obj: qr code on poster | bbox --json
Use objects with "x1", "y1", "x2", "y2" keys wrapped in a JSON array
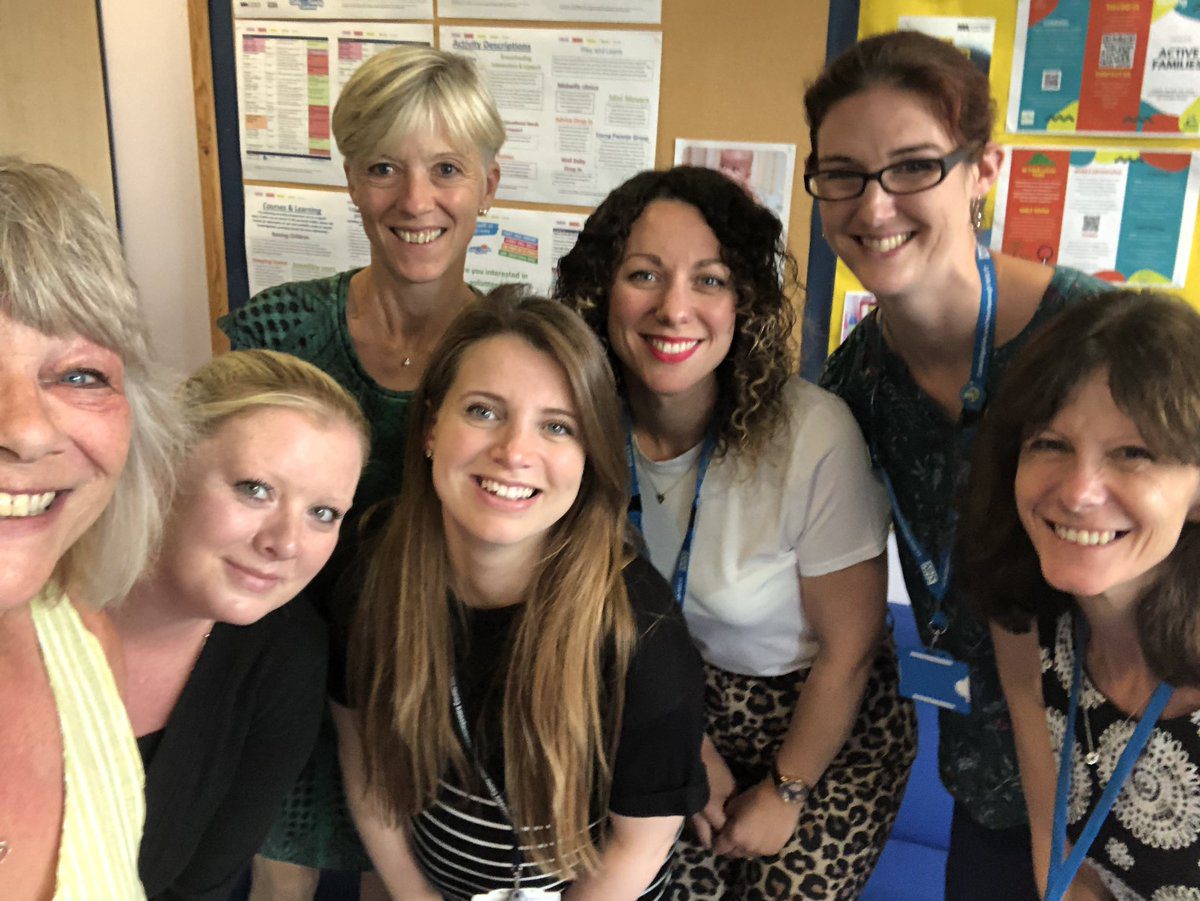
[
  {"x1": 1083, "y1": 215, "x2": 1100, "y2": 236},
  {"x1": 1100, "y1": 33, "x2": 1136, "y2": 69},
  {"x1": 1041, "y1": 69, "x2": 1062, "y2": 91}
]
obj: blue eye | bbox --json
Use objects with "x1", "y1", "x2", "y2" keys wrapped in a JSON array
[
  {"x1": 60, "y1": 368, "x2": 109, "y2": 388},
  {"x1": 544, "y1": 420, "x2": 576, "y2": 438},
  {"x1": 310, "y1": 505, "x2": 343, "y2": 525},
  {"x1": 435, "y1": 162, "x2": 462, "y2": 178},
  {"x1": 698, "y1": 274, "x2": 728, "y2": 290},
  {"x1": 235, "y1": 479, "x2": 272, "y2": 501},
  {"x1": 627, "y1": 270, "x2": 657, "y2": 284},
  {"x1": 465, "y1": 402, "x2": 498, "y2": 420}
]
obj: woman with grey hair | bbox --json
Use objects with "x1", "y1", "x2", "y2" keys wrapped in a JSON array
[
  {"x1": 0, "y1": 157, "x2": 181, "y2": 899},
  {"x1": 219, "y1": 44, "x2": 505, "y2": 893}
]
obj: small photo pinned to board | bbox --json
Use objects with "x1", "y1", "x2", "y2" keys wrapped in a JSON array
[{"x1": 674, "y1": 139, "x2": 797, "y2": 232}]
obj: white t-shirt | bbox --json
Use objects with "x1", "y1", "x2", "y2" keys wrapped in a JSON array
[{"x1": 633, "y1": 377, "x2": 890, "y2": 677}]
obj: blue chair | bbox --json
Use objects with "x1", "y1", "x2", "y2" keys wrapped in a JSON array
[{"x1": 861, "y1": 602, "x2": 953, "y2": 901}]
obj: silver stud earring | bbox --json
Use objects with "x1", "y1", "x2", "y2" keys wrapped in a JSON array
[
  {"x1": 478, "y1": 207, "x2": 490, "y2": 216},
  {"x1": 425, "y1": 447, "x2": 433, "y2": 460}
]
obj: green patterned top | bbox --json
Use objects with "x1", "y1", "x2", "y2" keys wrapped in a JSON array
[{"x1": 820, "y1": 266, "x2": 1111, "y2": 830}]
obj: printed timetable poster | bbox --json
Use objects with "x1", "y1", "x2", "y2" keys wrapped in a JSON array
[
  {"x1": 236, "y1": 21, "x2": 433, "y2": 185},
  {"x1": 991, "y1": 147, "x2": 1200, "y2": 287},
  {"x1": 1009, "y1": 0, "x2": 1200, "y2": 136}
]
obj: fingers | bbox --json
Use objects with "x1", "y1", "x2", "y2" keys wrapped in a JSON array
[
  {"x1": 690, "y1": 813, "x2": 713, "y2": 850},
  {"x1": 703, "y1": 800, "x2": 728, "y2": 833}
]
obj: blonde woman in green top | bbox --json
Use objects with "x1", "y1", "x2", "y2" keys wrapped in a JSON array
[{"x1": 220, "y1": 44, "x2": 504, "y2": 897}]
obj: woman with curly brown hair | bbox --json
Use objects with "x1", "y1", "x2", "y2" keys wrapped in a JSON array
[{"x1": 556, "y1": 165, "x2": 916, "y2": 900}]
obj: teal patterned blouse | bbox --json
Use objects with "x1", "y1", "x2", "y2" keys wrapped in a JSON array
[{"x1": 820, "y1": 266, "x2": 1110, "y2": 830}]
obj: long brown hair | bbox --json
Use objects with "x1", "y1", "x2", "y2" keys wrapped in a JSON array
[
  {"x1": 959, "y1": 290, "x2": 1200, "y2": 686},
  {"x1": 348, "y1": 287, "x2": 638, "y2": 876}
]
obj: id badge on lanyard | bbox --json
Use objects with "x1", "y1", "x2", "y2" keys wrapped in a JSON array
[
  {"x1": 472, "y1": 889, "x2": 561, "y2": 900},
  {"x1": 890, "y1": 245, "x2": 997, "y2": 716}
]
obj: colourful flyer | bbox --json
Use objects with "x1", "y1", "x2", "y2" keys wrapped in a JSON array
[
  {"x1": 1009, "y1": 0, "x2": 1200, "y2": 136},
  {"x1": 991, "y1": 146, "x2": 1200, "y2": 286}
]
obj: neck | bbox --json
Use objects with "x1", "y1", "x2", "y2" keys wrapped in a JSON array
[
  {"x1": 877, "y1": 251, "x2": 984, "y2": 370},
  {"x1": 355, "y1": 263, "x2": 474, "y2": 343},
  {"x1": 446, "y1": 535, "x2": 535, "y2": 610},
  {"x1": 625, "y1": 375, "x2": 716, "y2": 461},
  {"x1": 1076, "y1": 591, "x2": 1156, "y2": 705},
  {"x1": 109, "y1": 571, "x2": 215, "y2": 645}
]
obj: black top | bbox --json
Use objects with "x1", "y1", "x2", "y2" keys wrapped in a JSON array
[
  {"x1": 331, "y1": 554, "x2": 708, "y2": 899},
  {"x1": 137, "y1": 603, "x2": 328, "y2": 900}
]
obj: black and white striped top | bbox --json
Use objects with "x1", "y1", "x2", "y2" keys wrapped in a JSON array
[
  {"x1": 411, "y1": 778, "x2": 672, "y2": 900},
  {"x1": 402, "y1": 557, "x2": 708, "y2": 900}
]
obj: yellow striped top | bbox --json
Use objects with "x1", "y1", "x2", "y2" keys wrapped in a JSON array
[{"x1": 31, "y1": 587, "x2": 146, "y2": 900}]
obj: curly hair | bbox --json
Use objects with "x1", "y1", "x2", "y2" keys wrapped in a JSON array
[
  {"x1": 958, "y1": 291, "x2": 1200, "y2": 687},
  {"x1": 554, "y1": 166, "x2": 798, "y2": 460}
]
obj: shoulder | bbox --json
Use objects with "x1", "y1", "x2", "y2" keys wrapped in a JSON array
[
  {"x1": 762, "y1": 377, "x2": 871, "y2": 479},
  {"x1": 218, "y1": 270, "x2": 354, "y2": 351},
  {"x1": 818, "y1": 312, "x2": 878, "y2": 414},
  {"x1": 1044, "y1": 266, "x2": 1114, "y2": 310}
]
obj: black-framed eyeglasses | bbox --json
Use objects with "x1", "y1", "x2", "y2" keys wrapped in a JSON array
[{"x1": 803, "y1": 147, "x2": 976, "y2": 201}]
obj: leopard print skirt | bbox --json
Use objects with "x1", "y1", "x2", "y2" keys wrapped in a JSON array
[{"x1": 667, "y1": 641, "x2": 916, "y2": 900}]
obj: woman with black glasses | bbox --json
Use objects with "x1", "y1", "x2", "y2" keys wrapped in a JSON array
[{"x1": 810, "y1": 30, "x2": 1110, "y2": 901}]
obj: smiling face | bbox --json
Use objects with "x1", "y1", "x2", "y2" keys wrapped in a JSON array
[
  {"x1": 607, "y1": 199, "x2": 737, "y2": 407},
  {"x1": 154, "y1": 407, "x2": 363, "y2": 626},
  {"x1": 814, "y1": 85, "x2": 998, "y2": 301},
  {"x1": 346, "y1": 125, "x2": 500, "y2": 289},
  {"x1": 1015, "y1": 369, "x2": 1200, "y2": 608},
  {"x1": 428, "y1": 334, "x2": 586, "y2": 572},
  {"x1": 0, "y1": 313, "x2": 132, "y2": 609}
]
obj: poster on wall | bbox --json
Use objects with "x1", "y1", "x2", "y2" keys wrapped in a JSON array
[
  {"x1": 673, "y1": 139, "x2": 796, "y2": 228},
  {"x1": 236, "y1": 21, "x2": 433, "y2": 185},
  {"x1": 466, "y1": 208, "x2": 585, "y2": 294},
  {"x1": 897, "y1": 15, "x2": 995, "y2": 76},
  {"x1": 234, "y1": 0, "x2": 433, "y2": 19},
  {"x1": 1008, "y1": 0, "x2": 1200, "y2": 136},
  {"x1": 991, "y1": 146, "x2": 1200, "y2": 287},
  {"x1": 437, "y1": 0, "x2": 659, "y2": 24},
  {"x1": 441, "y1": 26, "x2": 662, "y2": 207},
  {"x1": 243, "y1": 186, "x2": 365, "y2": 296}
]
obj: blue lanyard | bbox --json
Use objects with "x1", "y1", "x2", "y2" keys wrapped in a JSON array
[
  {"x1": 1045, "y1": 620, "x2": 1174, "y2": 901},
  {"x1": 872, "y1": 245, "x2": 997, "y2": 637},
  {"x1": 625, "y1": 428, "x2": 715, "y2": 607}
]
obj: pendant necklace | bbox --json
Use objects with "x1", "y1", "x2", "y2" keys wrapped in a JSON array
[
  {"x1": 636, "y1": 450, "x2": 699, "y2": 504},
  {"x1": 1081, "y1": 686, "x2": 1155, "y2": 768},
  {"x1": 0, "y1": 839, "x2": 9, "y2": 862}
]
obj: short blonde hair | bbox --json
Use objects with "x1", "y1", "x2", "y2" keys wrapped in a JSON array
[
  {"x1": 0, "y1": 157, "x2": 184, "y2": 606},
  {"x1": 181, "y1": 349, "x2": 369, "y2": 460},
  {"x1": 333, "y1": 45, "x2": 505, "y2": 167}
]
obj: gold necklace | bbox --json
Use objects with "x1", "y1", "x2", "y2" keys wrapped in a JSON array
[{"x1": 0, "y1": 838, "x2": 9, "y2": 861}]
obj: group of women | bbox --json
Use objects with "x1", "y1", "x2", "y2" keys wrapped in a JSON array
[{"x1": 2, "y1": 26, "x2": 1198, "y2": 901}]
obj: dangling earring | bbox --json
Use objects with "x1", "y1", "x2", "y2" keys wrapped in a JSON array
[
  {"x1": 478, "y1": 207, "x2": 490, "y2": 216},
  {"x1": 425, "y1": 446, "x2": 433, "y2": 460},
  {"x1": 970, "y1": 196, "x2": 985, "y2": 232}
]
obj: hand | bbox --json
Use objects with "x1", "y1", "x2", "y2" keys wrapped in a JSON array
[
  {"x1": 712, "y1": 779, "x2": 803, "y2": 859},
  {"x1": 691, "y1": 735, "x2": 736, "y2": 850}
]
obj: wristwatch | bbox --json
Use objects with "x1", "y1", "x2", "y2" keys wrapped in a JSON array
[{"x1": 770, "y1": 759, "x2": 811, "y2": 805}]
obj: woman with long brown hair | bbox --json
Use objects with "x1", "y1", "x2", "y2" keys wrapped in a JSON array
[{"x1": 332, "y1": 289, "x2": 707, "y2": 899}]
